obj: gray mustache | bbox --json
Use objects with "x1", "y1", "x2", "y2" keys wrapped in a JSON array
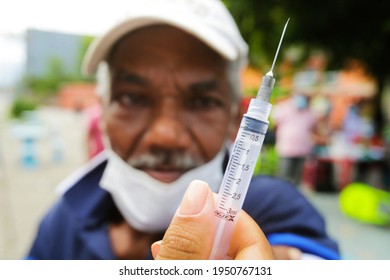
[{"x1": 127, "y1": 151, "x2": 204, "y2": 170}]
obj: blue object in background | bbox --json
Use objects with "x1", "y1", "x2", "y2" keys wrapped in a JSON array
[{"x1": 22, "y1": 137, "x2": 38, "y2": 169}]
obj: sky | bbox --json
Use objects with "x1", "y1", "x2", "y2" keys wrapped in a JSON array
[
  {"x1": 0, "y1": 0, "x2": 132, "y2": 36},
  {"x1": 0, "y1": 0, "x2": 132, "y2": 87}
]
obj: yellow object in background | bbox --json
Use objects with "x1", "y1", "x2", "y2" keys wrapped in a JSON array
[{"x1": 339, "y1": 183, "x2": 390, "y2": 226}]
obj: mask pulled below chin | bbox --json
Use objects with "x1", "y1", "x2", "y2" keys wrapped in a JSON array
[{"x1": 100, "y1": 149, "x2": 225, "y2": 233}]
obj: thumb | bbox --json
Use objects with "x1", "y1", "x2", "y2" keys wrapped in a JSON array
[{"x1": 152, "y1": 180, "x2": 215, "y2": 260}]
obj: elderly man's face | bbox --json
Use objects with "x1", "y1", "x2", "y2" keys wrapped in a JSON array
[{"x1": 105, "y1": 25, "x2": 239, "y2": 183}]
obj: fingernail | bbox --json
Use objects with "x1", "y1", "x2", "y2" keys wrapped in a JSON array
[{"x1": 179, "y1": 180, "x2": 209, "y2": 216}]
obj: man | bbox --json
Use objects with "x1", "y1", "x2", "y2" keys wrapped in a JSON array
[{"x1": 27, "y1": 0, "x2": 340, "y2": 260}]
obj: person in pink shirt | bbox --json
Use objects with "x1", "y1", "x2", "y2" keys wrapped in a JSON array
[{"x1": 272, "y1": 94, "x2": 316, "y2": 186}]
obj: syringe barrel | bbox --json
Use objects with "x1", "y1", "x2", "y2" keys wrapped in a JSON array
[
  {"x1": 256, "y1": 74, "x2": 275, "y2": 102},
  {"x1": 210, "y1": 100, "x2": 270, "y2": 259}
]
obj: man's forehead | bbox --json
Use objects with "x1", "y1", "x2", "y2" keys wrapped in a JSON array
[{"x1": 107, "y1": 24, "x2": 226, "y2": 63}]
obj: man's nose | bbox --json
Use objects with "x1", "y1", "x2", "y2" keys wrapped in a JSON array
[{"x1": 142, "y1": 101, "x2": 191, "y2": 150}]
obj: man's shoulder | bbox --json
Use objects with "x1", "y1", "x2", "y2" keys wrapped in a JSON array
[
  {"x1": 247, "y1": 175, "x2": 299, "y2": 197},
  {"x1": 243, "y1": 175, "x2": 319, "y2": 222},
  {"x1": 56, "y1": 151, "x2": 108, "y2": 194},
  {"x1": 46, "y1": 151, "x2": 112, "y2": 222}
]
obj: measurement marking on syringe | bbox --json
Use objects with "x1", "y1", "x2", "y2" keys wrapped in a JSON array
[{"x1": 230, "y1": 162, "x2": 239, "y2": 168}]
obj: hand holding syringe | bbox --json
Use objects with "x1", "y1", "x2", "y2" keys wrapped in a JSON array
[{"x1": 209, "y1": 19, "x2": 290, "y2": 260}]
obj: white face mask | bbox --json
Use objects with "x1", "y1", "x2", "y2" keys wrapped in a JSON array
[{"x1": 100, "y1": 149, "x2": 225, "y2": 233}]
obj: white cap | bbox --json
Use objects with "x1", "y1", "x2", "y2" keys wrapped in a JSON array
[{"x1": 82, "y1": 0, "x2": 248, "y2": 75}]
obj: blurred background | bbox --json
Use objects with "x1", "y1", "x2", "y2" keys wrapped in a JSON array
[{"x1": 1, "y1": 0, "x2": 389, "y2": 259}]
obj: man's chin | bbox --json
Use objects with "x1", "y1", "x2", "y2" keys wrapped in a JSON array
[{"x1": 144, "y1": 169, "x2": 184, "y2": 184}]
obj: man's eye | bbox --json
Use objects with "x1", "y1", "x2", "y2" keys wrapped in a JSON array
[{"x1": 112, "y1": 93, "x2": 150, "y2": 107}]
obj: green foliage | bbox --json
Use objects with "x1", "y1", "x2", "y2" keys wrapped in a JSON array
[
  {"x1": 269, "y1": 85, "x2": 289, "y2": 103},
  {"x1": 9, "y1": 98, "x2": 38, "y2": 119},
  {"x1": 23, "y1": 56, "x2": 66, "y2": 97},
  {"x1": 243, "y1": 85, "x2": 288, "y2": 103},
  {"x1": 76, "y1": 35, "x2": 95, "y2": 77},
  {"x1": 224, "y1": 0, "x2": 390, "y2": 78},
  {"x1": 22, "y1": 35, "x2": 95, "y2": 100},
  {"x1": 223, "y1": 0, "x2": 291, "y2": 71},
  {"x1": 254, "y1": 145, "x2": 279, "y2": 176}
]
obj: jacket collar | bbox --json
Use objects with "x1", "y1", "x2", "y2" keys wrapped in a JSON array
[{"x1": 62, "y1": 153, "x2": 117, "y2": 259}]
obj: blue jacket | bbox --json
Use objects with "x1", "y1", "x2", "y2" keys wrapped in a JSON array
[{"x1": 27, "y1": 154, "x2": 340, "y2": 260}]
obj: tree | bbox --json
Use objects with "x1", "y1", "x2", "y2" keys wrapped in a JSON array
[{"x1": 224, "y1": 0, "x2": 390, "y2": 133}]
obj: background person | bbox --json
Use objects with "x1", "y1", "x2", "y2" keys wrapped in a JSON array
[{"x1": 272, "y1": 94, "x2": 316, "y2": 186}]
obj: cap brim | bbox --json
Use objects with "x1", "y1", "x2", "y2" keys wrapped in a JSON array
[{"x1": 83, "y1": 14, "x2": 245, "y2": 75}]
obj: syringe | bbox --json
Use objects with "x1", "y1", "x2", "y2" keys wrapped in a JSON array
[{"x1": 209, "y1": 19, "x2": 289, "y2": 260}]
